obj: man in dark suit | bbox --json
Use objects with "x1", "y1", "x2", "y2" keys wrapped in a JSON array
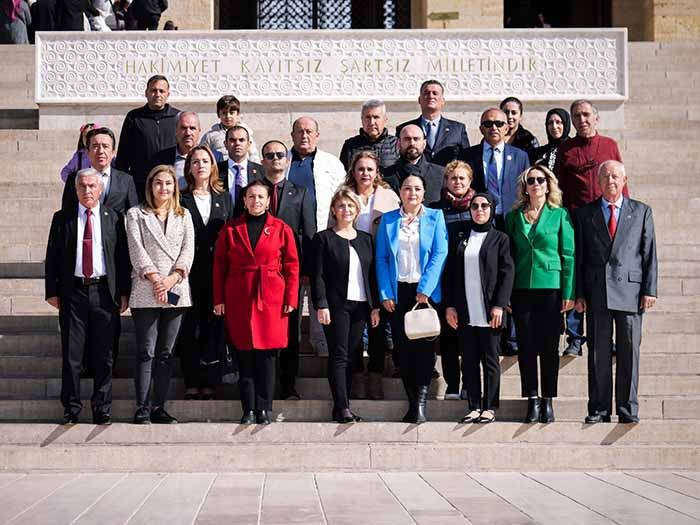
[
  {"x1": 383, "y1": 124, "x2": 444, "y2": 204},
  {"x1": 148, "y1": 111, "x2": 201, "y2": 191},
  {"x1": 395, "y1": 79, "x2": 470, "y2": 166},
  {"x1": 62, "y1": 127, "x2": 138, "y2": 215},
  {"x1": 460, "y1": 108, "x2": 530, "y2": 230},
  {"x1": 217, "y1": 125, "x2": 264, "y2": 217},
  {"x1": 574, "y1": 160, "x2": 657, "y2": 424},
  {"x1": 261, "y1": 140, "x2": 316, "y2": 400},
  {"x1": 45, "y1": 169, "x2": 131, "y2": 425}
]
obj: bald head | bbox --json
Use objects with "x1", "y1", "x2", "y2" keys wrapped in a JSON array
[
  {"x1": 399, "y1": 124, "x2": 426, "y2": 163},
  {"x1": 291, "y1": 116, "x2": 320, "y2": 157}
]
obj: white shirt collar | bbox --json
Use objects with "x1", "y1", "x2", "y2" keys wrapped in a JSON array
[
  {"x1": 78, "y1": 201, "x2": 100, "y2": 217},
  {"x1": 228, "y1": 158, "x2": 248, "y2": 170}
]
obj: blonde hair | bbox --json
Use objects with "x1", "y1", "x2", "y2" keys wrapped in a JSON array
[
  {"x1": 443, "y1": 160, "x2": 473, "y2": 181},
  {"x1": 343, "y1": 150, "x2": 390, "y2": 191},
  {"x1": 143, "y1": 164, "x2": 185, "y2": 217},
  {"x1": 183, "y1": 145, "x2": 223, "y2": 194},
  {"x1": 330, "y1": 186, "x2": 363, "y2": 223},
  {"x1": 513, "y1": 165, "x2": 563, "y2": 210}
]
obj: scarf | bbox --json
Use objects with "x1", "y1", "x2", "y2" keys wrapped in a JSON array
[{"x1": 443, "y1": 187, "x2": 476, "y2": 212}]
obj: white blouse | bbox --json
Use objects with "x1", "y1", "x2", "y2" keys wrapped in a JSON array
[
  {"x1": 397, "y1": 207, "x2": 422, "y2": 283},
  {"x1": 346, "y1": 245, "x2": 367, "y2": 302},
  {"x1": 355, "y1": 193, "x2": 375, "y2": 234},
  {"x1": 194, "y1": 193, "x2": 211, "y2": 225},
  {"x1": 463, "y1": 230, "x2": 489, "y2": 327}
]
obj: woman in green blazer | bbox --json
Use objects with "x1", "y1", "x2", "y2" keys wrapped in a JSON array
[{"x1": 505, "y1": 165, "x2": 575, "y2": 424}]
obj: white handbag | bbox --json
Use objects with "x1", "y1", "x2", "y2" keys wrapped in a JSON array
[{"x1": 403, "y1": 302, "x2": 441, "y2": 340}]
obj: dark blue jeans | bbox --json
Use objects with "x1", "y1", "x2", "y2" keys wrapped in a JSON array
[{"x1": 566, "y1": 309, "x2": 586, "y2": 346}]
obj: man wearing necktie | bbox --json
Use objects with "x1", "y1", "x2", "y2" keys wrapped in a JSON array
[
  {"x1": 46, "y1": 169, "x2": 131, "y2": 425},
  {"x1": 217, "y1": 125, "x2": 264, "y2": 217},
  {"x1": 573, "y1": 160, "x2": 657, "y2": 424}
]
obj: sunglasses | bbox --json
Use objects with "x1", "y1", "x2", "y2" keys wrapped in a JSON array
[
  {"x1": 263, "y1": 152, "x2": 286, "y2": 160},
  {"x1": 526, "y1": 176, "x2": 547, "y2": 186},
  {"x1": 470, "y1": 202, "x2": 491, "y2": 210},
  {"x1": 481, "y1": 120, "x2": 506, "y2": 128}
]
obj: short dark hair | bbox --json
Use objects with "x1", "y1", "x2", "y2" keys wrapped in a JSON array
[
  {"x1": 86, "y1": 127, "x2": 116, "y2": 149},
  {"x1": 243, "y1": 179, "x2": 271, "y2": 198},
  {"x1": 401, "y1": 172, "x2": 426, "y2": 189},
  {"x1": 261, "y1": 140, "x2": 288, "y2": 155},
  {"x1": 146, "y1": 75, "x2": 169, "y2": 89},
  {"x1": 225, "y1": 125, "x2": 249, "y2": 142},
  {"x1": 420, "y1": 79, "x2": 444, "y2": 94},
  {"x1": 500, "y1": 96, "x2": 523, "y2": 113},
  {"x1": 216, "y1": 95, "x2": 241, "y2": 115}
]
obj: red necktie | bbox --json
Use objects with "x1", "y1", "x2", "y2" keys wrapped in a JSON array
[
  {"x1": 608, "y1": 204, "x2": 617, "y2": 238},
  {"x1": 83, "y1": 208, "x2": 93, "y2": 278},
  {"x1": 270, "y1": 183, "x2": 279, "y2": 216}
]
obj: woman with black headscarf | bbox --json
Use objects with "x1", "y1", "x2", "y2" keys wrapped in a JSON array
[
  {"x1": 444, "y1": 193, "x2": 514, "y2": 424},
  {"x1": 533, "y1": 108, "x2": 571, "y2": 170}
]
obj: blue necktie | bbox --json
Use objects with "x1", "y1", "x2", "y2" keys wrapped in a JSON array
[
  {"x1": 231, "y1": 165, "x2": 241, "y2": 206},
  {"x1": 426, "y1": 121, "x2": 436, "y2": 150},
  {"x1": 487, "y1": 147, "x2": 500, "y2": 206}
]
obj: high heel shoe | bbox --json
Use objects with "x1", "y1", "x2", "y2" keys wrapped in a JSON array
[
  {"x1": 525, "y1": 397, "x2": 541, "y2": 423},
  {"x1": 540, "y1": 397, "x2": 554, "y2": 423},
  {"x1": 334, "y1": 408, "x2": 354, "y2": 424}
]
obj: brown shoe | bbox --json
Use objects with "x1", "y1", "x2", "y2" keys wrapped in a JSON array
[
  {"x1": 367, "y1": 372, "x2": 384, "y2": 400},
  {"x1": 350, "y1": 372, "x2": 367, "y2": 399}
]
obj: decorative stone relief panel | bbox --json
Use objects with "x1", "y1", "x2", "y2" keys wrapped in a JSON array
[{"x1": 36, "y1": 29, "x2": 627, "y2": 104}]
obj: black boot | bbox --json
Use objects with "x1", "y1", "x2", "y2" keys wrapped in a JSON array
[
  {"x1": 415, "y1": 386, "x2": 429, "y2": 424},
  {"x1": 525, "y1": 397, "x2": 541, "y2": 423},
  {"x1": 540, "y1": 397, "x2": 554, "y2": 423},
  {"x1": 240, "y1": 410, "x2": 255, "y2": 425},
  {"x1": 402, "y1": 378, "x2": 417, "y2": 423}
]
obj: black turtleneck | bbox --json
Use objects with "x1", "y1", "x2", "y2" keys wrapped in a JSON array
[{"x1": 246, "y1": 212, "x2": 267, "y2": 249}]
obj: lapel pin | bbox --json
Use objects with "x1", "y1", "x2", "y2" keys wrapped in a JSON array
[
  {"x1": 288, "y1": 191, "x2": 293, "y2": 195},
  {"x1": 506, "y1": 155, "x2": 512, "y2": 161},
  {"x1": 264, "y1": 226, "x2": 271, "y2": 235},
  {"x1": 104, "y1": 212, "x2": 108, "y2": 216},
  {"x1": 215, "y1": 203, "x2": 220, "y2": 207}
]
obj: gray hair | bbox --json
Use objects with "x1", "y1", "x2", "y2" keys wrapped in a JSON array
[
  {"x1": 361, "y1": 99, "x2": 386, "y2": 115},
  {"x1": 570, "y1": 99, "x2": 598, "y2": 116},
  {"x1": 176, "y1": 111, "x2": 201, "y2": 129},
  {"x1": 598, "y1": 159, "x2": 626, "y2": 178},
  {"x1": 76, "y1": 168, "x2": 103, "y2": 188}
]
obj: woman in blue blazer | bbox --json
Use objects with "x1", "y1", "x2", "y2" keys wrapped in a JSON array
[{"x1": 376, "y1": 174, "x2": 448, "y2": 423}]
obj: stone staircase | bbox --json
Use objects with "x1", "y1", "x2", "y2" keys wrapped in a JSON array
[{"x1": 0, "y1": 41, "x2": 698, "y2": 471}]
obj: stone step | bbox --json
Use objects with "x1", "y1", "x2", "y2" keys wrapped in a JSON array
[{"x1": 0, "y1": 396, "x2": 694, "y2": 423}]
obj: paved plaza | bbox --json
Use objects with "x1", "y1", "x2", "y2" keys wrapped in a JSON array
[{"x1": 0, "y1": 470, "x2": 699, "y2": 524}]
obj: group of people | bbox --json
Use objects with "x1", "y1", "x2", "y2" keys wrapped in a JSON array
[
  {"x1": 1, "y1": 0, "x2": 171, "y2": 44},
  {"x1": 45, "y1": 75, "x2": 657, "y2": 428}
]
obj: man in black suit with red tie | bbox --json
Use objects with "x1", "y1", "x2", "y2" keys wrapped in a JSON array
[
  {"x1": 45, "y1": 169, "x2": 131, "y2": 425},
  {"x1": 217, "y1": 125, "x2": 265, "y2": 217},
  {"x1": 260, "y1": 140, "x2": 316, "y2": 400},
  {"x1": 395, "y1": 79, "x2": 470, "y2": 166}
]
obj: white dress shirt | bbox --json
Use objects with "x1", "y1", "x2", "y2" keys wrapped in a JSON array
[
  {"x1": 463, "y1": 230, "x2": 489, "y2": 327},
  {"x1": 397, "y1": 206, "x2": 423, "y2": 283},
  {"x1": 74, "y1": 202, "x2": 106, "y2": 278},
  {"x1": 346, "y1": 245, "x2": 367, "y2": 301},
  {"x1": 194, "y1": 193, "x2": 211, "y2": 225}
]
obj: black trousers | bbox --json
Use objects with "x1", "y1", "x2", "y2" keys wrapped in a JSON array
[
  {"x1": 512, "y1": 289, "x2": 562, "y2": 398},
  {"x1": 460, "y1": 324, "x2": 501, "y2": 410},
  {"x1": 389, "y1": 282, "x2": 437, "y2": 388},
  {"x1": 323, "y1": 301, "x2": 369, "y2": 410},
  {"x1": 279, "y1": 288, "x2": 302, "y2": 392},
  {"x1": 238, "y1": 350, "x2": 277, "y2": 411},
  {"x1": 136, "y1": 14, "x2": 161, "y2": 30},
  {"x1": 178, "y1": 304, "x2": 215, "y2": 390},
  {"x1": 587, "y1": 309, "x2": 642, "y2": 418},
  {"x1": 59, "y1": 280, "x2": 117, "y2": 416},
  {"x1": 355, "y1": 309, "x2": 390, "y2": 375},
  {"x1": 440, "y1": 320, "x2": 461, "y2": 393}
]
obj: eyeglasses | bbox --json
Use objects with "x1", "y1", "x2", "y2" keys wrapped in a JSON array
[
  {"x1": 470, "y1": 202, "x2": 491, "y2": 210},
  {"x1": 526, "y1": 176, "x2": 547, "y2": 186},
  {"x1": 263, "y1": 152, "x2": 286, "y2": 160},
  {"x1": 481, "y1": 120, "x2": 506, "y2": 128}
]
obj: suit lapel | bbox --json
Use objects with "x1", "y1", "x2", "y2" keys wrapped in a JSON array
[
  {"x1": 433, "y1": 119, "x2": 449, "y2": 151},
  {"x1": 276, "y1": 180, "x2": 291, "y2": 214},
  {"x1": 253, "y1": 213, "x2": 276, "y2": 255},
  {"x1": 234, "y1": 218, "x2": 255, "y2": 258},
  {"x1": 610, "y1": 198, "x2": 633, "y2": 255},
  {"x1": 501, "y1": 145, "x2": 514, "y2": 198},
  {"x1": 100, "y1": 209, "x2": 114, "y2": 269},
  {"x1": 67, "y1": 214, "x2": 78, "y2": 265},
  {"x1": 143, "y1": 211, "x2": 177, "y2": 261},
  {"x1": 592, "y1": 202, "x2": 612, "y2": 249},
  {"x1": 387, "y1": 211, "x2": 401, "y2": 256},
  {"x1": 418, "y1": 209, "x2": 434, "y2": 267},
  {"x1": 182, "y1": 193, "x2": 205, "y2": 231}
]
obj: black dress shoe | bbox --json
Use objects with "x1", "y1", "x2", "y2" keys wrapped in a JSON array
[
  {"x1": 150, "y1": 407, "x2": 178, "y2": 424},
  {"x1": 93, "y1": 413, "x2": 112, "y2": 425},
  {"x1": 525, "y1": 398, "x2": 540, "y2": 423},
  {"x1": 585, "y1": 414, "x2": 611, "y2": 424},
  {"x1": 256, "y1": 410, "x2": 271, "y2": 425},
  {"x1": 334, "y1": 408, "x2": 354, "y2": 424},
  {"x1": 240, "y1": 411, "x2": 256, "y2": 425},
  {"x1": 618, "y1": 414, "x2": 640, "y2": 424},
  {"x1": 62, "y1": 412, "x2": 79, "y2": 425},
  {"x1": 350, "y1": 411, "x2": 363, "y2": 422},
  {"x1": 133, "y1": 406, "x2": 151, "y2": 425},
  {"x1": 540, "y1": 397, "x2": 555, "y2": 423}
]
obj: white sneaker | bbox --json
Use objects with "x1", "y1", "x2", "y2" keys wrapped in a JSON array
[{"x1": 444, "y1": 393, "x2": 461, "y2": 400}]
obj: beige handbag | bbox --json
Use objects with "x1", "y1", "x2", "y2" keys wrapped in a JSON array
[{"x1": 404, "y1": 302, "x2": 441, "y2": 340}]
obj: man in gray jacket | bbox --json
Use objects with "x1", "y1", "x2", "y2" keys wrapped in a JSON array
[{"x1": 573, "y1": 160, "x2": 657, "y2": 424}]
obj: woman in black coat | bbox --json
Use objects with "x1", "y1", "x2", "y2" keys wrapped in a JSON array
[
  {"x1": 532, "y1": 108, "x2": 572, "y2": 170},
  {"x1": 312, "y1": 187, "x2": 380, "y2": 423},
  {"x1": 445, "y1": 193, "x2": 514, "y2": 424},
  {"x1": 178, "y1": 145, "x2": 233, "y2": 400}
]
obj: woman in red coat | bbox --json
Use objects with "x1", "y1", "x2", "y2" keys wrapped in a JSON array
[{"x1": 213, "y1": 180, "x2": 300, "y2": 425}]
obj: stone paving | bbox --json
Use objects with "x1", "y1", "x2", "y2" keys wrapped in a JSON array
[{"x1": 0, "y1": 471, "x2": 699, "y2": 524}]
